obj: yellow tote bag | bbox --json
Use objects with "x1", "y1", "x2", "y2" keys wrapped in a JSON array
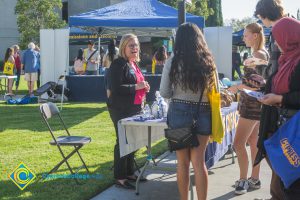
[
  {"x1": 82, "y1": 62, "x2": 87, "y2": 71},
  {"x1": 151, "y1": 58, "x2": 156, "y2": 74},
  {"x1": 3, "y1": 61, "x2": 14, "y2": 75},
  {"x1": 82, "y1": 49, "x2": 88, "y2": 71},
  {"x1": 208, "y1": 72, "x2": 224, "y2": 143}
]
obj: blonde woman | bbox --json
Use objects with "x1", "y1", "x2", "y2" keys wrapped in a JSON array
[
  {"x1": 231, "y1": 23, "x2": 269, "y2": 195},
  {"x1": 107, "y1": 34, "x2": 150, "y2": 189}
]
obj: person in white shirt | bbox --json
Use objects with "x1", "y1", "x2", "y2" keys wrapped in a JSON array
[{"x1": 83, "y1": 40, "x2": 100, "y2": 75}]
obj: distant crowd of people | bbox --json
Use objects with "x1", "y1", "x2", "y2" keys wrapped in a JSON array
[
  {"x1": 73, "y1": 39, "x2": 169, "y2": 76},
  {"x1": 1, "y1": 42, "x2": 40, "y2": 96}
]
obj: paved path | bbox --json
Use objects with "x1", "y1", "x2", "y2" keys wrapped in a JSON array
[{"x1": 92, "y1": 149, "x2": 271, "y2": 200}]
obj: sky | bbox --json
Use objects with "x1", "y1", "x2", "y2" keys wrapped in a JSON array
[{"x1": 222, "y1": 0, "x2": 300, "y2": 21}]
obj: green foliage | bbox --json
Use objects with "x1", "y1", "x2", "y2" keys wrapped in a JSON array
[
  {"x1": 206, "y1": 0, "x2": 223, "y2": 27},
  {"x1": 187, "y1": 0, "x2": 214, "y2": 20},
  {"x1": 227, "y1": 17, "x2": 256, "y2": 32},
  {"x1": 159, "y1": 0, "x2": 214, "y2": 20},
  {"x1": 159, "y1": 0, "x2": 178, "y2": 7},
  {"x1": 15, "y1": 0, "x2": 66, "y2": 49}
]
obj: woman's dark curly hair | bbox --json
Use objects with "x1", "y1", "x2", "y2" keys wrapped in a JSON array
[
  {"x1": 108, "y1": 39, "x2": 117, "y2": 62},
  {"x1": 155, "y1": 45, "x2": 167, "y2": 62},
  {"x1": 76, "y1": 48, "x2": 83, "y2": 61},
  {"x1": 170, "y1": 23, "x2": 216, "y2": 93}
]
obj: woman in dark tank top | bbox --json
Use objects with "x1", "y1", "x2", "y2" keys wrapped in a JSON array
[{"x1": 230, "y1": 22, "x2": 269, "y2": 195}]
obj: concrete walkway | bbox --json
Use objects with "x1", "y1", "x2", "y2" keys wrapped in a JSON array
[{"x1": 92, "y1": 148, "x2": 271, "y2": 200}]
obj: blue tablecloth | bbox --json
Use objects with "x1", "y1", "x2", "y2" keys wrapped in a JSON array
[
  {"x1": 118, "y1": 102, "x2": 239, "y2": 169},
  {"x1": 66, "y1": 75, "x2": 161, "y2": 102},
  {"x1": 205, "y1": 104, "x2": 239, "y2": 168}
]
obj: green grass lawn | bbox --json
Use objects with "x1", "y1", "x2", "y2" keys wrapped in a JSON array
[{"x1": 0, "y1": 97, "x2": 167, "y2": 199}]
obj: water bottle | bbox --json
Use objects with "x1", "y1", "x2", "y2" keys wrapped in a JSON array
[
  {"x1": 151, "y1": 101, "x2": 159, "y2": 118},
  {"x1": 143, "y1": 104, "x2": 151, "y2": 118},
  {"x1": 155, "y1": 91, "x2": 161, "y2": 100},
  {"x1": 160, "y1": 99, "x2": 168, "y2": 118},
  {"x1": 155, "y1": 91, "x2": 168, "y2": 118}
]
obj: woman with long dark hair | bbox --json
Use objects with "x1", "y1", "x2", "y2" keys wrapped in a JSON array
[
  {"x1": 103, "y1": 39, "x2": 119, "y2": 98},
  {"x1": 103, "y1": 39, "x2": 119, "y2": 68},
  {"x1": 152, "y1": 45, "x2": 167, "y2": 74},
  {"x1": 74, "y1": 48, "x2": 85, "y2": 75},
  {"x1": 160, "y1": 23, "x2": 216, "y2": 200},
  {"x1": 77, "y1": 48, "x2": 84, "y2": 60}
]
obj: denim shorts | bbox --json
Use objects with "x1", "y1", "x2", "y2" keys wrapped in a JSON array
[{"x1": 167, "y1": 100, "x2": 212, "y2": 135}]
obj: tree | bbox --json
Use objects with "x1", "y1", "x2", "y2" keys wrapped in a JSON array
[
  {"x1": 159, "y1": 0, "x2": 214, "y2": 20},
  {"x1": 206, "y1": 0, "x2": 223, "y2": 27},
  {"x1": 297, "y1": 9, "x2": 300, "y2": 20},
  {"x1": 15, "y1": 0, "x2": 66, "y2": 49},
  {"x1": 226, "y1": 17, "x2": 256, "y2": 32}
]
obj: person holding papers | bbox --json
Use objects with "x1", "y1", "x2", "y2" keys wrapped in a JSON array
[
  {"x1": 230, "y1": 23, "x2": 269, "y2": 195},
  {"x1": 256, "y1": 17, "x2": 300, "y2": 200}
]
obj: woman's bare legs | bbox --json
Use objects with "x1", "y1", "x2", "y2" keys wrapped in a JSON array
[
  {"x1": 233, "y1": 117, "x2": 258, "y2": 180},
  {"x1": 176, "y1": 148, "x2": 191, "y2": 200},
  {"x1": 190, "y1": 135, "x2": 210, "y2": 200},
  {"x1": 7, "y1": 79, "x2": 14, "y2": 94},
  {"x1": 247, "y1": 122, "x2": 260, "y2": 179}
]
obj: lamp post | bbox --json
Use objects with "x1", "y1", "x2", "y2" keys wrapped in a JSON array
[{"x1": 178, "y1": 0, "x2": 186, "y2": 26}]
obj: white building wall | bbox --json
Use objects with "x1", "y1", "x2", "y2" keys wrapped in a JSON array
[
  {"x1": 40, "y1": 29, "x2": 69, "y2": 86},
  {"x1": 0, "y1": 0, "x2": 19, "y2": 60},
  {"x1": 204, "y1": 27, "x2": 232, "y2": 80}
]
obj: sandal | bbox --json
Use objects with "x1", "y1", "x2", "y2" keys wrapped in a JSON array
[
  {"x1": 127, "y1": 175, "x2": 148, "y2": 182},
  {"x1": 115, "y1": 180, "x2": 135, "y2": 190}
]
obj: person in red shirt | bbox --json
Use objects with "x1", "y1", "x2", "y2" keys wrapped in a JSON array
[{"x1": 13, "y1": 45, "x2": 21, "y2": 91}]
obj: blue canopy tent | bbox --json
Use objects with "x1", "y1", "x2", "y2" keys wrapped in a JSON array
[{"x1": 69, "y1": 0, "x2": 205, "y2": 37}]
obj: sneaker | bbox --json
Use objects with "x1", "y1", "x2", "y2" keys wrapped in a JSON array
[
  {"x1": 248, "y1": 177, "x2": 261, "y2": 189},
  {"x1": 235, "y1": 179, "x2": 249, "y2": 195}
]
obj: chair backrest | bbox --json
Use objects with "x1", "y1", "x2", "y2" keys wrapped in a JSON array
[
  {"x1": 40, "y1": 102, "x2": 71, "y2": 137},
  {"x1": 40, "y1": 102, "x2": 60, "y2": 119},
  {"x1": 35, "y1": 81, "x2": 56, "y2": 96}
]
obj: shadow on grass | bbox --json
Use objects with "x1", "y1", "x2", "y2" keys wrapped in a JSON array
[{"x1": 0, "y1": 104, "x2": 107, "y2": 132}]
